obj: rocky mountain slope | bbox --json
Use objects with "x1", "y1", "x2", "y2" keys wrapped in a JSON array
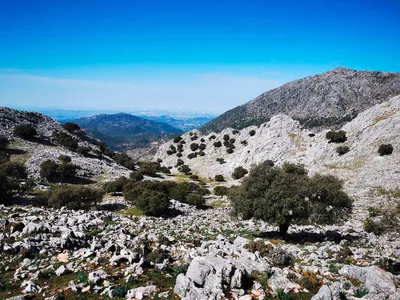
[
  {"x1": 200, "y1": 67, "x2": 400, "y2": 133},
  {"x1": 0, "y1": 107, "x2": 130, "y2": 182},
  {"x1": 156, "y1": 94, "x2": 400, "y2": 218},
  {"x1": 72, "y1": 113, "x2": 182, "y2": 151}
]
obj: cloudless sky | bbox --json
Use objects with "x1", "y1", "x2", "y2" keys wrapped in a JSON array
[{"x1": 0, "y1": 0, "x2": 399, "y2": 112}]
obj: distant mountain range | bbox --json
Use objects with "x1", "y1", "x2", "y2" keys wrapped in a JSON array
[
  {"x1": 200, "y1": 67, "x2": 400, "y2": 133},
  {"x1": 143, "y1": 115, "x2": 214, "y2": 131},
  {"x1": 71, "y1": 113, "x2": 183, "y2": 151}
]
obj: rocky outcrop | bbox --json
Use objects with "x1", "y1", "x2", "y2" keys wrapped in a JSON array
[
  {"x1": 156, "y1": 95, "x2": 400, "y2": 218},
  {"x1": 200, "y1": 67, "x2": 400, "y2": 133}
]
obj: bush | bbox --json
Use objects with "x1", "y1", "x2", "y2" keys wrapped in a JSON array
[
  {"x1": 0, "y1": 136, "x2": 9, "y2": 150},
  {"x1": 336, "y1": 146, "x2": 350, "y2": 156},
  {"x1": 176, "y1": 159, "x2": 184, "y2": 166},
  {"x1": 13, "y1": 124, "x2": 37, "y2": 139},
  {"x1": 187, "y1": 153, "x2": 197, "y2": 159},
  {"x1": 130, "y1": 171, "x2": 144, "y2": 181},
  {"x1": 40, "y1": 160, "x2": 77, "y2": 182},
  {"x1": 104, "y1": 177, "x2": 128, "y2": 195},
  {"x1": 36, "y1": 185, "x2": 104, "y2": 210},
  {"x1": 230, "y1": 161, "x2": 352, "y2": 238},
  {"x1": 223, "y1": 134, "x2": 230, "y2": 141},
  {"x1": 0, "y1": 174, "x2": 12, "y2": 204},
  {"x1": 63, "y1": 122, "x2": 81, "y2": 133},
  {"x1": 177, "y1": 153, "x2": 183, "y2": 157},
  {"x1": 213, "y1": 141, "x2": 222, "y2": 147},
  {"x1": 326, "y1": 130, "x2": 347, "y2": 143},
  {"x1": 138, "y1": 161, "x2": 160, "y2": 177},
  {"x1": 199, "y1": 151, "x2": 205, "y2": 157},
  {"x1": 186, "y1": 193, "x2": 205, "y2": 208},
  {"x1": 200, "y1": 138, "x2": 205, "y2": 142},
  {"x1": 241, "y1": 140, "x2": 248, "y2": 146},
  {"x1": 123, "y1": 180, "x2": 168, "y2": 204},
  {"x1": 173, "y1": 136, "x2": 182, "y2": 143},
  {"x1": 249, "y1": 130, "x2": 256, "y2": 136},
  {"x1": 209, "y1": 135, "x2": 216, "y2": 140},
  {"x1": 214, "y1": 186, "x2": 229, "y2": 196},
  {"x1": 190, "y1": 143, "x2": 199, "y2": 151},
  {"x1": 58, "y1": 155, "x2": 71, "y2": 164},
  {"x1": 215, "y1": 174, "x2": 225, "y2": 182},
  {"x1": 52, "y1": 131, "x2": 78, "y2": 151},
  {"x1": 189, "y1": 175, "x2": 199, "y2": 181},
  {"x1": 77, "y1": 146, "x2": 92, "y2": 156},
  {"x1": 378, "y1": 144, "x2": 393, "y2": 156},
  {"x1": 199, "y1": 144, "x2": 206, "y2": 150},
  {"x1": 226, "y1": 148, "x2": 234, "y2": 154},
  {"x1": 167, "y1": 150, "x2": 173, "y2": 155},
  {"x1": 136, "y1": 190, "x2": 170, "y2": 216},
  {"x1": 232, "y1": 166, "x2": 248, "y2": 179},
  {"x1": 216, "y1": 158, "x2": 226, "y2": 164},
  {"x1": 180, "y1": 165, "x2": 191, "y2": 175},
  {"x1": 233, "y1": 130, "x2": 240, "y2": 135},
  {"x1": 0, "y1": 161, "x2": 27, "y2": 179}
]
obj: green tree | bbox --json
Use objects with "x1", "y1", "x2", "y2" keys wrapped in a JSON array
[
  {"x1": 230, "y1": 161, "x2": 352, "y2": 238},
  {"x1": 104, "y1": 177, "x2": 129, "y2": 195},
  {"x1": 136, "y1": 190, "x2": 170, "y2": 217},
  {"x1": 232, "y1": 166, "x2": 248, "y2": 179}
]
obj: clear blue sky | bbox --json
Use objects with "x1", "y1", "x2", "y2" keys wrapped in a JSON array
[{"x1": 0, "y1": 0, "x2": 399, "y2": 112}]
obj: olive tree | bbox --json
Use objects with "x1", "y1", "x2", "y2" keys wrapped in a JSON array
[{"x1": 230, "y1": 161, "x2": 352, "y2": 238}]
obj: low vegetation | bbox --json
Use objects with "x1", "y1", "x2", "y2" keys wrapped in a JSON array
[
  {"x1": 326, "y1": 130, "x2": 347, "y2": 143},
  {"x1": 232, "y1": 166, "x2": 248, "y2": 179},
  {"x1": 378, "y1": 144, "x2": 393, "y2": 156},
  {"x1": 13, "y1": 124, "x2": 37, "y2": 140}
]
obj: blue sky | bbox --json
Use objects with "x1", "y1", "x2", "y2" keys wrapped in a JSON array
[{"x1": 0, "y1": 0, "x2": 399, "y2": 112}]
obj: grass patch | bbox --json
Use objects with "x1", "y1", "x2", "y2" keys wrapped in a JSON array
[
  {"x1": 117, "y1": 207, "x2": 145, "y2": 217},
  {"x1": 375, "y1": 186, "x2": 400, "y2": 198},
  {"x1": 209, "y1": 199, "x2": 228, "y2": 208}
]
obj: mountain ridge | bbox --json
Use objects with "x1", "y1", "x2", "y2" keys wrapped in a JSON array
[{"x1": 200, "y1": 67, "x2": 400, "y2": 133}]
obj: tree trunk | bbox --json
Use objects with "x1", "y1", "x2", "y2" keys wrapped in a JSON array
[{"x1": 279, "y1": 223, "x2": 290, "y2": 239}]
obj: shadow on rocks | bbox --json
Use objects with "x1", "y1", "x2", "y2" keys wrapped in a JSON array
[{"x1": 256, "y1": 229, "x2": 360, "y2": 244}]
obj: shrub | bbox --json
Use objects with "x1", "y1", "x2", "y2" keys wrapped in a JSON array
[
  {"x1": 233, "y1": 130, "x2": 240, "y2": 135},
  {"x1": 160, "y1": 166, "x2": 171, "y2": 174},
  {"x1": 63, "y1": 122, "x2": 81, "y2": 133},
  {"x1": 138, "y1": 161, "x2": 160, "y2": 177},
  {"x1": 215, "y1": 174, "x2": 225, "y2": 182},
  {"x1": 180, "y1": 165, "x2": 191, "y2": 175},
  {"x1": 52, "y1": 131, "x2": 78, "y2": 151},
  {"x1": 13, "y1": 124, "x2": 37, "y2": 139},
  {"x1": 77, "y1": 146, "x2": 92, "y2": 156},
  {"x1": 199, "y1": 144, "x2": 206, "y2": 150},
  {"x1": 268, "y1": 246, "x2": 293, "y2": 266},
  {"x1": 37, "y1": 185, "x2": 104, "y2": 210},
  {"x1": 169, "y1": 145, "x2": 177, "y2": 153},
  {"x1": 0, "y1": 136, "x2": 9, "y2": 150},
  {"x1": 177, "y1": 153, "x2": 183, "y2": 157},
  {"x1": 167, "y1": 150, "x2": 173, "y2": 155},
  {"x1": 200, "y1": 138, "x2": 205, "y2": 142},
  {"x1": 191, "y1": 135, "x2": 198, "y2": 141},
  {"x1": 216, "y1": 158, "x2": 226, "y2": 164},
  {"x1": 241, "y1": 140, "x2": 248, "y2": 146},
  {"x1": 104, "y1": 177, "x2": 128, "y2": 195},
  {"x1": 0, "y1": 161, "x2": 27, "y2": 179},
  {"x1": 223, "y1": 134, "x2": 230, "y2": 141},
  {"x1": 232, "y1": 166, "x2": 248, "y2": 179},
  {"x1": 130, "y1": 171, "x2": 144, "y2": 181},
  {"x1": 58, "y1": 155, "x2": 71, "y2": 164},
  {"x1": 226, "y1": 148, "x2": 234, "y2": 154},
  {"x1": 213, "y1": 141, "x2": 222, "y2": 147},
  {"x1": 189, "y1": 174, "x2": 199, "y2": 181},
  {"x1": 199, "y1": 151, "x2": 205, "y2": 157},
  {"x1": 190, "y1": 143, "x2": 199, "y2": 151},
  {"x1": 173, "y1": 136, "x2": 182, "y2": 143},
  {"x1": 378, "y1": 144, "x2": 393, "y2": 156},
  {"x1": 209, "y1": 135, "x2": 216, "y2": 140},
  {"x1": 0, "y1": 174, "x2": 11, "y2": 204},
  {"x1": 249, "y1": 130, "x2": 256, "y2": 136},
  {"x1": 230, "y1": 161, "x2": 352, "y2": 238},
  {"x1": 113, "y1": 286, "x2": 128, "y2": 298},
  {"x1": 326, "y1": 130, "x2": 347, "y2": 143},
  {"x1": 214, "y1": 186, "x2": 229, "y2": 196},
  {"x1": 229, "y1": 138, "x2": 236, "y2": 144},
  {"x1": 186, "y1": 193, "x2": 205, "y2": 208},
  {"x1": 39, "y1": 160, "x2": 77, "y2": 183},
  {"x1": 244, "y1": 240, "x2": 271, "y2": 257},
  {"x1": 147, "y1": 248, "x2": 168, "y2": 264},
  {"x1": 177, "y1": 144, "x2": 184, "y2": 152},
  {"x1": 136, "y1": 190, "x2": 169, "y2": 216},
  {"x1": 336, "y1": 146, "x2": 350, "y2": 156},
  {"x1": 187, "y1": 153, "x2": 197, "y2": 159},
  {"x1": 176, "y1": 158, "x2": 184, "y2": 166}
]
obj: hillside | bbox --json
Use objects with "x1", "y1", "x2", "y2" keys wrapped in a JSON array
[
  {"x1": 200, "y1": 67, "x2": 400, "y2": 133},
  {"x1": 72, "y1": 113, "x2": 182, "y2": 150},
  {"x1": 0, "y1": 107, "x2": 130, "y2": 182},
  {"x1": 156, "y1": 94, "x2": 400, "y2": 218}
]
